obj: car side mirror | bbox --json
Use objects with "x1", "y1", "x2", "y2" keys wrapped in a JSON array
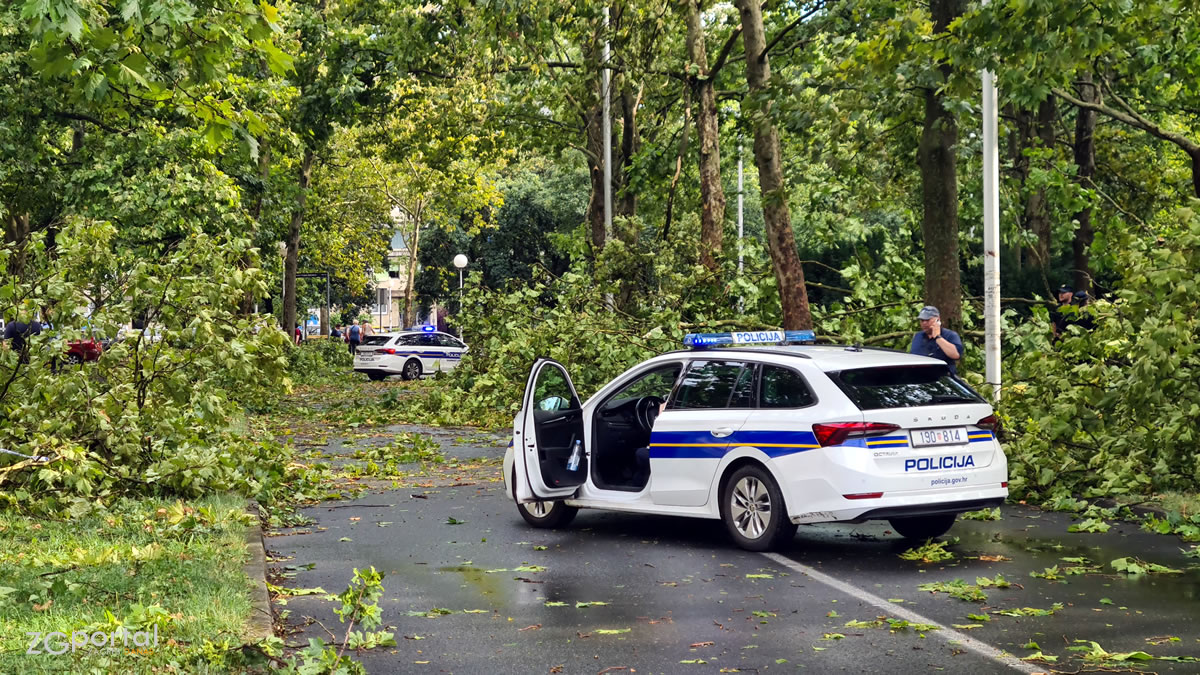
[{"x1": 537, "y1": 396, "x2": 567, "y2": 412}]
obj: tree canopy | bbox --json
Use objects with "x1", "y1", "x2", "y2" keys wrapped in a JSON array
[{"x1": 4, "y1": 0, "x2": 1200, "y2": 510}]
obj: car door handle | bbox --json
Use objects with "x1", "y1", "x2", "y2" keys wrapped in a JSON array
[{"x1": 710, "y1": 427, "x2": 734, "y2": 438}]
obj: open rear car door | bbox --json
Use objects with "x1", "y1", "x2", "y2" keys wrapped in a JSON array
[{"x1": 514, "y1": 358, "x2": 587, "y2": 502}]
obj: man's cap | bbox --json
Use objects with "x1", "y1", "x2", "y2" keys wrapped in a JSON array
[
  {"x1": 1057, "y1": 284, "x2": 1073, "y2": 294},
  {"x1": 917, "y1": 306, "x2": 940, "y2": 320},
  {"x1": 1073, "y1": 290, "x2": 1089, "y2": 301}
]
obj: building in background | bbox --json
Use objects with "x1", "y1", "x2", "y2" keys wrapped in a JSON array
[{"x1": 371, "y1": 230, "x2": 409, "y2": 332}]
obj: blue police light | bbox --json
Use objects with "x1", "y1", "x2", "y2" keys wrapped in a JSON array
[
  {"x1": 683, "y1": 330, "x2": 816, "y2": 348},
  {"x1": 408, "y1": 324, "x2": 437, "y2": 332}
]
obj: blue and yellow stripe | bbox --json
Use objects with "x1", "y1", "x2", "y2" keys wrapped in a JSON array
[
  {"x1": 648, "y1": 430, "x2": 820, "y2": 459},
  {"x1": 968, "y1": 430, "x2": 994, "y2": 443},
  {"x1": 866, "y1": 435, "x2": 910, "y2": 448}
]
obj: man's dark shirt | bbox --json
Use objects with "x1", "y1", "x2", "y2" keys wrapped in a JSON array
[
  {"x1": 909, "y1": 328, "x2": 964, "y2": 375},
  {"x1": 3, "y1": 321, "x2": 41, "y2": 353}
]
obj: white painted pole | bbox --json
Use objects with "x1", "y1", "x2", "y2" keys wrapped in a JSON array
[
  {"x1": 737, "y1": 136, "x2": 744, "y2": 276},
  {"x1": 982, "y1": 2, "x2": 1001, "y2": 402},
  {"x1": 602, "y1": 7, "x2": 612, "y2": 244}
]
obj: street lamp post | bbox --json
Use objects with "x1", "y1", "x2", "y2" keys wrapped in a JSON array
[{"x1": 453, "y1": 254, "x2": 468, "y2": 340}]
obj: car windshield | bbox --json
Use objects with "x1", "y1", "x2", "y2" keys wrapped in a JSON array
[
  {"x1": 361, "y1": 336, "x2": 391, "y2": 346},
  {"x1": 830, "y1": 365, "x2": 984, "y2": 410}
]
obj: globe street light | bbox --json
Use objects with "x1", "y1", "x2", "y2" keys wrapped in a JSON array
[{"x1": 453, "y1": 254, "x2": 468, "y2": 339}]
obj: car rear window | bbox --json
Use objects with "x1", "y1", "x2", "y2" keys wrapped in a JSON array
[
  {"x1": 362, "y1": 336, "x2": 392, "y2": 346},
  {"x1": 830, "y1": 365, "x2": 984, "y2": 410}
]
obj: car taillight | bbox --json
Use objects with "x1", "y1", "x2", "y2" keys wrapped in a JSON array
[
  {"x1": 382, "y1": 348, "x2": 396, "y2": 354},
  {"x1": 976, "y1": 414, "x2": 1000, "y2": 432},
  {"x1": 812, "y1": 422, "x2": 900, "y2": 447}
]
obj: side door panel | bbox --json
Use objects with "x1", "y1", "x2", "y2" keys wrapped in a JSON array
[
  {"x1": 648, "y1": 360, "x2": 755, "y2": 507},
  {"x1": 649, "y1": 409, "x2": 750, "y2": 506},
  {"x1": 515, "y1": 359, "x2": 587, "y2": 501}
]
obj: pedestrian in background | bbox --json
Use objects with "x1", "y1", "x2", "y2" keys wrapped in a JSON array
[
  {"x1": 1051, "y1": 284, "x2": 1074, "y2": 338},
  {"x1": 909, "y1": 305, "x2": 963, "y2": 375},
  {"x1": 3, "y1": 319, "x2": 42, "y2": 365},
  {"x1": 347, "y1": 320, "x2": 361, "y2": 355}
]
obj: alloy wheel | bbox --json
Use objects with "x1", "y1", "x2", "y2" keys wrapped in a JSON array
[{"x1": 730, "y1": 476, "x2": 772, "y2": 539}]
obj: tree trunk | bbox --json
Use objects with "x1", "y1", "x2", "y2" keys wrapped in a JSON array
[
  {"x1": 244, "y1": 143, "x2": 271, "y2": 315},
  {"x1": 735, "y1": 0, "x2": 812, "y2": 330},
  {"x1": 1009, "y1": 104, "x2": 1030, "y2": 273},
  {"x1": 403, "y1": 205, "x2": 424, "y2": 330},
  {"x1": 284, "y1": 148, "x2": 315, "y2": 333},
  {"x1": 687, "y1": 0, "x2": 727, "y2": 272},
  {"x1": 662, "y1": 89, "x2": 693, "y2": 241},
  {"x1": 1072, "y1": 73, "x2": 1098, "y2": 293},
  {"x1": 917, "y1": 0, "x2": 966, "y2": 328},
  {"x1": 583, "y1": 104, "x2": 607, "y2": 253},
  {"x1": 1025, "y1": 97, "x2": 1056, "y2": 269},
  {"x1": 3, "y1": 211, "x2": 31, "y2": 278},
  {"x1": 616, "y1": 86, "x2": 639, "y2": 222}
]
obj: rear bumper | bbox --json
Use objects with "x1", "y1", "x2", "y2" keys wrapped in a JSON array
[
  {"x1": 353, "y1": 359, "x2": 402, "y2": 373},
  {"x1": 850, "y1": 496, "x2": 1005, "y2": 522},
  {"x1": 786, "y1": 485, "x2": 1009, "y2": 525}
]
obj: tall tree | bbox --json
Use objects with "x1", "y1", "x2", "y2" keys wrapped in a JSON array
[
  {"x1": 917, "y1": 0, "x2": 966, "y2": 327},
  {"x1": 1070, "y1": 74, "x2": 1098, "y2": 292},
  {"x1": 735, "y1": 0, "x2": 812, "y2": 330},
  {"x1": 686, "y1": 0, "x2": 728, "y2": 271}
]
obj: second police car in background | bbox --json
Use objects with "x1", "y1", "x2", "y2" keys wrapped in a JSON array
[
  {"x1": 352, "y1": 327, "x2": 467, "y2": 381},
  {"x1": 502, "y1": 330, "x2": 1007, "y2": 551}
]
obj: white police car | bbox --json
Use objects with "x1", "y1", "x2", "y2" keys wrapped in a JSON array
[
  {"x1": 353, "y1": 327, "x2": 467, "y2": 381},
  {"x1": 502, "y1": 331, "x2": 1007, "y2": 551}
]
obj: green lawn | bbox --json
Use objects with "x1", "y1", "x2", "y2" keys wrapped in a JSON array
[{"x1": 0, "y1": 494, "x2": 258, "y2": 673}]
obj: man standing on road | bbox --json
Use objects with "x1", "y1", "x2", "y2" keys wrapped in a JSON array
[
  {"x1": 347, "y1": 320, "x2": 361, "y2": 355},
  {"x1": 909, "y1": 305, "x2": 963, "y2": 375}
]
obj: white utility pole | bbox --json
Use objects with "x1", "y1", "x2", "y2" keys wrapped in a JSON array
[
  {"x1": 737, "y1": 136, "x2": 744, "y2": 275},
  {"x1": 982, "y1": 0, "x2": 1001, "y2": 402},
  {"x1": 602, "y1": 6, "x2": 612, "y2": 244}
]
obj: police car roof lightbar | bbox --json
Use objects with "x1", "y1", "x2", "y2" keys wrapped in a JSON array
[
  {"x1": 684, "y1": 330, "x2": 816, "y2": 348},
  {"x1": 408, "y1": 325, "x2": 437, "y2": 332}
]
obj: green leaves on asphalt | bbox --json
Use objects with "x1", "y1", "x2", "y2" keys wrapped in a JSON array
[
  {"x1": 899, "y1": 539, "x2": 955, "y2": 563},
  {"x1": 1110, "y1": 557, "x2": 1183, "y2": 575},
  {"x1": 918, "y1": 579, "x2": 988, "y2": 603}
]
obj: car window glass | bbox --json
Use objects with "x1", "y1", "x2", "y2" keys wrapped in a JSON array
[
  {"x1": 437, "y1": 335, "x2": 463, "y2": 348},
  {"x1": 399, "y1": 334, "x2": 422, "y2": 346},
  {"x1": 600, "y1": 364, "x2": 682, "y2": 411},
  {"x1": 760, "y1": 365, "x2": 814, "y2": 408},
  {"x1": 533, "y1": 365, "x2": 577, "y2": 411},
  {"x1": 728, "y1": 364, "x2": 757, "y2": 408},
  {"x1": 832, "y1": 365, "x2": 984, "y2": 409},
  {"x1": 361, "y1": 335, "x2": 391, "y2": 346},
  {"x1": 670, "y1": 361, "x2": 747, "y2": 409},
  {"x1": 419, "y1": 335, "x2": 439, "y2": 347}
]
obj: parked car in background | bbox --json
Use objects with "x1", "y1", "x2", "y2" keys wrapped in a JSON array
[
  {"x1": 65, "y1": 337, "x2": 103, "y2": 364},
  {"x1": 353, "y1": 329, "x2": 467, "y2": 381}
]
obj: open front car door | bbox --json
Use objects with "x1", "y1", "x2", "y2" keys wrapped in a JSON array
[{"x1": 515, "y1": 358, "x2": 587, "y2": 502}]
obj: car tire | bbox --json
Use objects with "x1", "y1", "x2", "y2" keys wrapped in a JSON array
[
  {"x1": 367, "y1": 372, "x2": 386, "y2": 381},
  {"x1": 889, "y1": 514, "x2": 957, "y2": 540},
  {"x1": 517, "y1": 500, "x2": 579, "y2": 529},
  {"x1": 401, "y1": 359, "x2": 422, "y2": 380},
  {"x1": 66, "y1": 354, "x2": 83, "y2": 366},
  {"x1": 720, "y1": 465, "x2": 797, "y2": 552}
]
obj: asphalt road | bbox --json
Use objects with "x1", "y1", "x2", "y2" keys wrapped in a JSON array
[{"x1": 268, "y1": 431, "x2": 1200, "y2": 674}]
